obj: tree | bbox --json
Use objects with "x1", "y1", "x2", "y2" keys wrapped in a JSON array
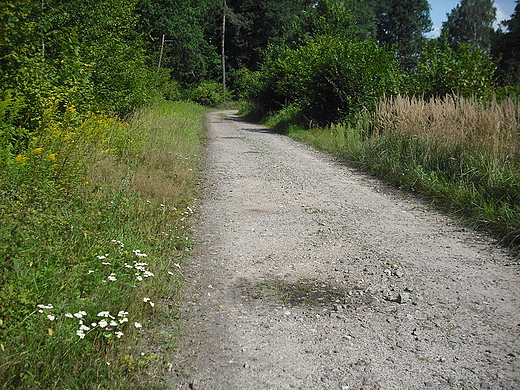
[
  {"x1": 492, "y1": 0, "x2": 520, "y2": 85},
  {"x1": 375, "y1": 0, "x2": 432, "y2": 69},
  {"x1": 136, "y1": 0, "x2": 222, "y2": 84},
  {"x1": 223, "y1": 0, "x2": 309, "y2": 71},
  {"x1": 440, "y1": 0, "x2": 497, "y2": 51},
  {"x1": 288, "y1": 0, "x2": 376, "y2": 45}
]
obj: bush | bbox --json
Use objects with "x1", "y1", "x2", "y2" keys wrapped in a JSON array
[
  {"x1": 252, "y1": 36, "x2": 402, "y2": 125},
  {"x1": 186, "y1": 80, "x2": 224, "y2": 107},
  {"x1": 408, "y1": 41, "x2": 497, "y2": 99}
]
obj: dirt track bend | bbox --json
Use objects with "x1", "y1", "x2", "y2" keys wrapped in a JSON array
[{"x1": 168, "y1": 110, "x2": 520, "y2": 390}]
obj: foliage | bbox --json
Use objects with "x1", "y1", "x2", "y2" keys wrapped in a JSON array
[
  {"x1": 288, "y1": 0, "x2": 377, "y2": 45},
  {"x1": 493, "y1": 0, "x2": 520, "y2": 85},
  {"x1": 375, "y1": 0, "x2": 432, "y2": 68},
  {"x1": 251, "y1": 35, "x2": 401, "y2": 125},
  {"x1": 223, "y1": 0, "x2": 310, "y2": 72},
  {"x1": 186, "y1": 80, "x2": 224, "y2": 107},
  {"x1": 136, "y1": 0, "x2": 221, "y2": 84},
  {"x1": 440, "y1": 0, "x2": 497, "y2": 51},
  {"x1": 408, "y1": 41, "x2": 497, "y2": 99},
  {"x1": 0, "y1": 101, "x2": 207, "y2": 388}
]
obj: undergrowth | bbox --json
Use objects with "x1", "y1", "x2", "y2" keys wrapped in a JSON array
[
  {"x1": 261, "y1": 95, "x2": 520, "y2": 252},
  {"x1": 0, "y1": 100, "x2": 207, "y2": 389}
]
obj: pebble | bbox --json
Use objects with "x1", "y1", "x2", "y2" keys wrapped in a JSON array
[{"x1": 397, "y1": 292, "x2": 411, "y2": 304}]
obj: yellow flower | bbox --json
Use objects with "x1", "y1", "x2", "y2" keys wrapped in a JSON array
[
  {"x1": 33, "y1": 147, "x2": 44, "y2": 154},
  {"x1": 14, "y1": 155, "x2": 29, "y2": 164},
  {"x1": 47, "y1": 153, "x2": 57, "y2": 161}
]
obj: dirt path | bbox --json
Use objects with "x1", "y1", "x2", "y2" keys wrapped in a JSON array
[{"x1": 168, "y1": 111, "x2": 520, "y2": 390}]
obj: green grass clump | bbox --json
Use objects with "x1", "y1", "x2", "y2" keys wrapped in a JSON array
[{"x1": 0, "y1": 100, "x2": 207, "y2": 388}]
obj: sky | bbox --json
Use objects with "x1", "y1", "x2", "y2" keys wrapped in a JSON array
[{"x1": 427, "y1": 0, "x2": 517, "y2": 37}]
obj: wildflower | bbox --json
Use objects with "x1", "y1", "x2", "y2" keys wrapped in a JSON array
[
  {"x1": 107, "y1": 273, "x2": 117, "y2": 282},
  {"x1": 168, "y1": 271, "x2": 174, "y2": 276},
  {"x1": 37, "y1": 304, "x2": 54, "y2": 310},
  {"x1": 65, "y1": 313, "x2": 74, "y2": 318},
  {"x1": 98, "y1": 319, "x2": 108, "y2": 328},
  {"x1": 133, "y1": 250, "x2": 148, "y2": 258},
  {"x1": 136, "y1": 276, "x2": 143, "y2": 281},
  {"x1": 117, "y1": 311, "x2": 128, "y2": 317},
  {"x1": 110, "y1": 320, "x2": 118, "y2": 327},
  {"x1": 143, "y1": 298, "x2": 150, "y2": 303},
  {"x1": 104, "y1": 334, "x2": 111, "y2": 338},
  {"x1": 91, "y1": 323, "x2": 97, "y2": 328},
  {"x1": 111, "y1": 240, "x2": 124, "y2": 248},
  {"x1": 134, "y1": 322, "x2": 142, "y2": 328},
  {"x1": 97, "y1": 311, "x2": 111, "y2": 317},
  {"x1": 33, "y1": 147, "x2": 44, "y2": 154},
  {"x1": 79, "y1": 324, "x2": 90, "y2": 332},
  {"x1": 102, "y1": 262, "x2": 111, "y2": 266},
  {"x1": 134, "y1": 263, "x2": 148, "y2": 271},
  {"x1": 74, "y1": 311, "x2": 87, "y2": 319},
  {"x1": 115, "y1": 331, "x2": 124, "y2": 338},
  {"x1": 119, "y1": 317, "x2": 128, "y2": 324},
  {"x1": 14, "y1": 155, "x2": 29, "y2": 164},
  {"x1": 47, "y1": 153, "x2": 57, "y2": 161},
  {"x1": 47, "y1": 315, "x2": 55, "y2": 321},
  {"x1": 97, "y1": 254, "x2": 108, "y2": 260},
  {"x1": 87, "y1": 270, "x2": 95, "y2": 274},
  {"x1": 76, "y1": 330, "x2": 86, "y2": 339},
  {"x1": 143, "y1": 270, "x2": 154, "y2": 278}
]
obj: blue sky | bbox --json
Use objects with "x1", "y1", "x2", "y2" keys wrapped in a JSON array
[{"x1": 428, "y1": 0, "x2": 517, "y2": 37}]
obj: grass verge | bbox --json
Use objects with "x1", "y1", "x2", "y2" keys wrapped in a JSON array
[{"x1": 0, "y1": 100, "x2": 207, "y2": 389}]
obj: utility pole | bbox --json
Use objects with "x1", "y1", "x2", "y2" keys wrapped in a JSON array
[
  {"x1": 221, "y1": 0, "x2": 227, "y2": 104},
  {"x1": 157, "y1": 34, "x2": 173, "y2": 72}
]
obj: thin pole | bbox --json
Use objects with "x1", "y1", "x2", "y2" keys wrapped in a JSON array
[
  {"x1": 221, "y1": 0, "x2": 227, "y2": 103},
  {"x1": 158, "y1": 34, "x2": 165, "y2": 72}
]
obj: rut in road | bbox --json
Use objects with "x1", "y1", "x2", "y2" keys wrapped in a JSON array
[{"x1": 168, "y1": 111, "x2": 520, "y2": 390}]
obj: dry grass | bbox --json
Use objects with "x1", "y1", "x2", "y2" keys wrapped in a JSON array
[{"x1": 373, "y1": 95, "x2": 520, "y2": 165}]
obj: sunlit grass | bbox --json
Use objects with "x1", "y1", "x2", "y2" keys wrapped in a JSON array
[{"x1": 0, "y1": 100, "x2": 207, "y2": 388}]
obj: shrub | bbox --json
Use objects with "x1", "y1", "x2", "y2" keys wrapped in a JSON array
[
  {"x1": 187, "y1": 80, "x2": 224, "y2": 107},
  {"x1": 253, "y1": 36, "x2": 402, "y2": 125},
  {"x1": 408, "y1": 41, "x2": 497, "y2": 99}
]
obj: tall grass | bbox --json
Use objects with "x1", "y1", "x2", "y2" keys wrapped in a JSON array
[
  {"x1": 282, "y1": 96, "x2": 520, "y2": 250},
  {"x1": 0, "y1": 100, "x2": 207, "y2": 389}
]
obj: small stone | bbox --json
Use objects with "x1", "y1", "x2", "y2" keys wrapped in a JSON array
[
  {"x1": 480, "y1": 382, "x2": 491, "y2": 389},
  {"x1": 397, "y1": 292, "x2": 411, "y2": 304},
  {"x1": 447, "y1": 376, "x2": 457, "y2": 385}
]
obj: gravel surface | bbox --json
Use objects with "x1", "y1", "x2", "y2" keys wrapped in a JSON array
[{"x1": 167, "y1": 111, "x2": 520, "y2": 390}]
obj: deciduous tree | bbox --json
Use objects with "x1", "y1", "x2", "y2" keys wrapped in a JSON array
[{"x1": 440, "y1": 0, "x2": 497, "y2": 51}]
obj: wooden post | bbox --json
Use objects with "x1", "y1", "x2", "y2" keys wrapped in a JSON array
[
  {"x1": 158, "y1": 34, "x2": 165, "y2": 72},
  {"x1": 157, "y1": 34, "x2": 173, "y2": 72}
]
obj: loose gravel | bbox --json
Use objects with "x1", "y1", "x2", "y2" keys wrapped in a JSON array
[{"x1": 167, "y1": 111, "x2": 520, "y2": 390}]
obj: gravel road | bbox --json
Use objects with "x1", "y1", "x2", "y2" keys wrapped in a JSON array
[{"x1": 168, "y1": 110, "x2": 520, "y2": 390}]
